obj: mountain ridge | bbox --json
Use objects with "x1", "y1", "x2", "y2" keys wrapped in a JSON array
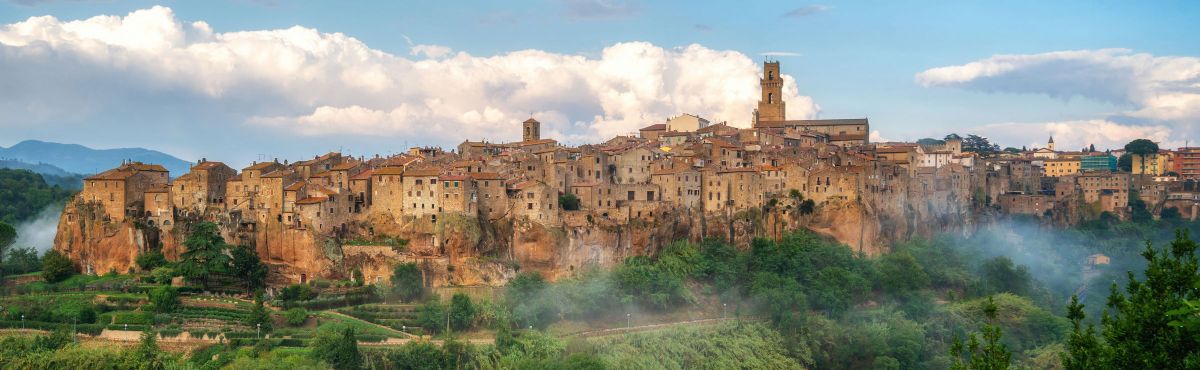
[{"x1": 0, "y1": 140, "x2": 192, "y2": 176}]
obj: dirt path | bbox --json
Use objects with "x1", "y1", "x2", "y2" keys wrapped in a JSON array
[
  {"x1": 320, "y1": 310, "x2": 420, "y2": 339},
  {"x1": 562, "y1": 317, "x2": 742, "y2": 338}
]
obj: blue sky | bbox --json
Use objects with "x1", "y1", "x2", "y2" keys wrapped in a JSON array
[{"x1": 1, "y1": 0, "x2": 1197, "y2": 164}]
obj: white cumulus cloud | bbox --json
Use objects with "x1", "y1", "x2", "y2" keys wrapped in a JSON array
[
  {"x1": 916, "y1": 49, "x2": 1200, "y2": 148},
  {"x1": 0, "y1": 6, "x2": 819, "y2": 154}
]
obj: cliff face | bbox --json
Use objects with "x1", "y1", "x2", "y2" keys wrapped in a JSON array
[
  {"x1": 54, "y1": 192, "x2": 976, "y2": 286},
  {"x1": 54, "y1": 201, "x2": 144, "y2": 275}
]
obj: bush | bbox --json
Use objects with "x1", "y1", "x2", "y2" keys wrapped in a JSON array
[
  {"x1": 41, "y1": 250, "x2": 75, "y2": 283},
  {"x1": 285, "y1": 308, "x2": 309, "y2": 327},
  {"x1": 135, "y1": 251, "x2": 167, "y2": 271},
  {"x1": 147, "y1": 286, "x2": 180, "y2": 313},
  {"x1": 278, "y1": 284, "x2": 315, "y2": 303},
  {"x1": 558, "y1": 193, "x2": 581, "y2": 211},
  {"x1": 391, "y1": 263, "x2": 424, "y2": 301}
]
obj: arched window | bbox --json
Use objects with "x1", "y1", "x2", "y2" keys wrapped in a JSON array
[
  {"x1": 769, "y1": 71, "x2": 774, "y2": 80},
  {"x1": 768, "y1": 92, "x2": 774, "y2": 104}
]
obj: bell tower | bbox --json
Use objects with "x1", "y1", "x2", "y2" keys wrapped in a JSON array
[
  {"x1": 754, "y1": 61, "x2": 786, "y2": 126},
  {"x1": 523, "y1": 117, "x2": 540, "y2": 142}
]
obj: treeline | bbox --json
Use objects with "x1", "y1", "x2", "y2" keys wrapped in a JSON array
[{"x1": 0, "y1": 168, "x2": 76, "y2": 224}]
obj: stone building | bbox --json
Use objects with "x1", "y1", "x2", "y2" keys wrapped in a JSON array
[
  {"x1": 665, "y1": 113, "x2": 710, "y2": 133},
  {"x1": 370, "y1": 167, "x2": 406, "y2": 219},
  {"x1": 80, "y1": 161, "x2": 169, "y2": 222},
  {"x1": 143, "y1": 184, "x2": 173, "y2": 227},
  {"x1": 1042, "y1": 157, "x2": 1080, "y2": 177},
  {"x1": 171, "y1": 160, "x2": 235, "y2": 213},
  {"x1": 402, "y1": 168, "x2": 442, "y2": 221},
  {"x1": 753, "y1": 61, "x2": 786, "y2": 124}
]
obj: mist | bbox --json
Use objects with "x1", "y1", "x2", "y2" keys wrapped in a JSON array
[{"x1": 13, "y1": 204, "x2": 62, "y2": 253}]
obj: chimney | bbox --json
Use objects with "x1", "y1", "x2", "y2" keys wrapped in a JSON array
[
  {"x1": 274, "y1": 158, "x2": 279, "y2": 163},
  {"x1": 284, "y1": 159, "x2": 289, "y2": 165}
]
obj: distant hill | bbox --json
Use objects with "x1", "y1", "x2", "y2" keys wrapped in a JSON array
[
  {"x1": 0, "y1": 160, "x2": 84, "y2": 189},
  {"x1": 0, "y1": 140, "x2": 192, "y2": 176}
]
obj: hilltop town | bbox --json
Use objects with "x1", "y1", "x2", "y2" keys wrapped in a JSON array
[{"x1": 52, "y1": 62, "x2": 1192, "y2": 288}]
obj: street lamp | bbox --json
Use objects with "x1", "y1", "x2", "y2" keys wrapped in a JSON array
[
  {"x1": 626, "y1": 313, "x2": 631, "y2": 328},
  {"x1": 257, "y1": 323, "x2": 261, "y2": 339},
  {"x1": 723, "y1": 303, "x2": 727, "y2": 319},
  {"x1": 21, "y1": 315, "x2": 24, "y2": 330}
]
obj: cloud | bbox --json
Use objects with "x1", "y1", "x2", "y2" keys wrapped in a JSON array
[
  {"x1": 784, "y1": 5, "x2": 832, "y2": 18},
  {"x1": 560, "y1": 0, "x2": 639, "y2": 19},
  {"x1": 869, "y1": 130, "x2": 891, "y2": 143},
  {"x1": 915, "y1": 49, "x2": 1200, "y2": 121},
  {"x1": 693, "y1": 24, "x2": 711, "y2": 32},
  {"x1": 761, "y1": 51, "x2": 801, "y2": 57},
  {"x1": 917, "y1": 49, "x2": 1200, "y2": 149},
  {"x1": 971, "y1": 119, "x2": 1179, "y2": 151},
  {"x1": 0, "y1": 6, "x2": 819, "y2": 152}
]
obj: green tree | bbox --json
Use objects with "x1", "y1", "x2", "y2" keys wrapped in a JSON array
[
  {"x1": 123, "y1": 328, "x2": 167, "y2": 370},
  {"x1": 246, "y1": 294, "x2": 272, "y2": 333},
  {"x1": 1065, "y1": 230, "x2": 1200, "y2": 368},
  {"x1": 135, "y1": 250, "x2": 167, "y2": 271},
  {"x1": 0, "y1": 221, "x2": 14, "y2": 279},
  {"x1": 147, "y1": 286, "x2": 180, "y2": 313},
  {"x1": 230, "y1": 245, "x2": 268, "y2": 293},
  {"x1": 962, "y1": 135, "x2": 1000, "y2": 157},
  {"x1": 178, "y1": 222, "x2": 231, "y2": 290},
  {"x1": 0, "y1": 169, "x2": 76, "y2": 224},
  {"x1": 449, "y1": 293, "x2": 476, "y2": 332},
  {"x1": 558, "y1": 193, "x2": 581, "y2": 211},
  {"x1": 311, "y1": 325, "x2": 362, "y2": 370},
  {"x1": 1124, "y1": 139, "x2": 1160, "y2": 174},
  {"x1": 3, "y1": 246, "x2": 41, "y2": 275},
  {"x1": 1061, "y1": 296, "x2": 1101, "y2": 370},
  {"x1": 799, "y1": 199, "x2": 816, "y2": 215},
  {"x1": 284, "y1": 308, "x2": 309, "y2": 326},
  {"x1": 41, "y1": 249, "x2": 75, "y2": 283},
  {"x1": 417, "y1": 299, "x2": 447, "y2": 334},
  {"x1": 1117, "y1": 153, "x2": 1133, "y2": 172},
  {"x1": 950, "y1": 296, "x2": 1012, "y2": 370},
  {"x1": 878, "y1": 251, "x2": 929, "y2": 295},
  {"x1": 391, "y1": 262, "x2": 424, "y2": 301},
  {"x1": 1162, "y1": 207, "x2": 1182, "y2": 220},
  {"x1": 978, "y1": 256, "x2": 1032, "y2": 296}
]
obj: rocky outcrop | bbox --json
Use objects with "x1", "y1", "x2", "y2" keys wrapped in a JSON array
[{"x1": 54, "y1": 191, "x2": 979, "y2": 286}]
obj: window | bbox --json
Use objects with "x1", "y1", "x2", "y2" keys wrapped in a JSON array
[{"x1": 768, "y1": 92, "x2": 774, "y2": 104}]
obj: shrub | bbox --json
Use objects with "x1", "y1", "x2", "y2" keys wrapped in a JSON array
[
  {"x1": 41, "y1": 250, "x2": 76, "y2": 283},
  {"x1": 135, "y1": 251, "x2": 168, "y2": 271},
  {"x1": 391, "y1": 263, "x2": 424, "y2": 301},
  {"x1": 285, "y1": 308, "x2": 309, "y2": 327},
  {"x1": 147, "y1": 286, "x2": 180, "y2": 313}
]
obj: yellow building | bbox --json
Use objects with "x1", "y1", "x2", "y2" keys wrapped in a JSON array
[
  {"x1": 1042, "y1": 157, "x2": 1080, "y2": 177},
  {"x1": 1132, "y1": 152, "x2": 1172, "y2": 175}
]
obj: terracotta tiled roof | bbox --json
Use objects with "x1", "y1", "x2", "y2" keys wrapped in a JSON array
[
  {"x1": 350, "y1": 169, "x2": 376, "y2": 180},
  {"x1": 517, "y1": 139, "x2": 557, "y2": 146},
  {"x1": 261, "y1": 169, "x2": 294, "y2": 178},
  {"x1": 192, "y1": 161, "x2": 228, "y2": 171},
  {"x1": 86, "y1": 168, "x2": 135, "y2": 181},
  {"x1": 439, "y1": 174, "x2": 470, "y2": 181},
  {"x1": 295, "y1": 196, "x2": 326, "y2": 205},
  {"x1": 469, "y1": 172, "x2": 504, "y2": 180},
  {"x1": 756, "y1": 118, "x2": 869, "y2": 128},
  {"x1": 127, "y1": 162, "x2": 168, "y2": 172},
  {"x1": 640, "y1": 123, "x2": 667, "y2": 131},
  {"x1": 372, "y1": 167, "x2": 405, "y2": 176},
  {"x1": 331, "y1": 162, "x2": 359, "y2": 171},
  {"x1": 285, "y1": 181, "x2": 306, "y2": 191},
  {"x1": 244, "y1": 162, "x2": 281, "y2": 171}
]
